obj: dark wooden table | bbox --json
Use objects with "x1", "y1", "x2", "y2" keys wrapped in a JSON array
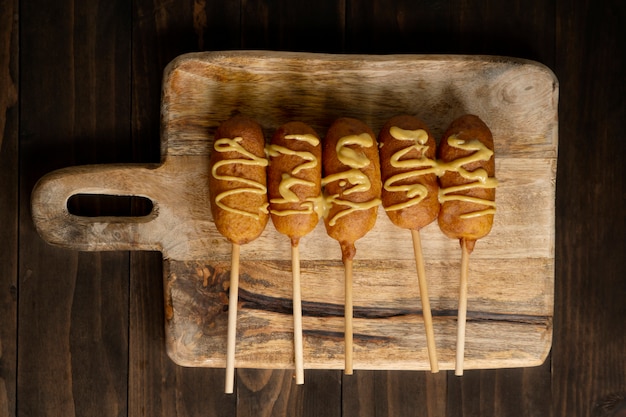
[{"x1": 1, "y1": 0, "x2": 625, "y2": 416}]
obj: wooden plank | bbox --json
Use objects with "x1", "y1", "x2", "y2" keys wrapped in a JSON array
[
  {"x1": 128, "y1": 252, "x2": 237, "y2": 416},
  {"x1": 0, "y1": 0, "x2": 18, "y2": 415},
  {"x1": 445, "y1": 362, "x2": 552, "y2": 417},
  {"x1": 196, "y1": 0, "x2": 241, "y2": 51},
  {"x1": 343, "y1": 364, "x2": 550, "y2": 417},
  {"x1": 454, "y1": 0, "x2": 556, "y2": 64},
  {"x1": 0, "y1": 0, "x2": 17, "y2": 152},
  {"x1": 441, "y1": 3, "x2": 559, "y2": 416},
  {"x1": 238, "y1": 2, "x2": 347, "y2": 407},
  {"x1": 241, "y1": 0, "x2": 346, "y2": 53},
  {"x1": 346, "y1": 0, "x2": 456, "y2": 54},
  {"x1": 235, "y1": 369, "x2": 342, "y2": 417},
  {"x1": 343, "y1": 371, "x2": 447, "y2": 417},
  {"x1": 132, "y1": 0, "x2": 195, "y2": 164},
  {"x1": 553, "y1": 0, "x2": 626, "y2": 416},
  {"x1": 131, "y1": 1, "x2": 341, "y2": 408},
  {"x1": 430, "y1": 3, "x2": 558, "y2": 415},
  {"x1": 129, "y1": 1, "x2": 239, "y2": 415},
  {"x1": 18, "y1": 0, "x2": 131, "y2": 416}
]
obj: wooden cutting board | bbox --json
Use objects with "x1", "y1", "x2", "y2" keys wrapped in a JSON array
[{"x1": 31, "y1": 51, "x2": 558, "y2": 372}]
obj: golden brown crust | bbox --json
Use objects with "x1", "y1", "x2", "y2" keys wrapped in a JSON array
[
  {"x1": 268, "y1": 121, "x2": 322, "y2": 244},
  {"x1": 322, "y1": 117, "x2": 382, "y2": 260},
  {"x1": 379, "y1": 115, "x2": 439, "y2": 230},
  {"x1": 437, "y1": 114, "x2": 495, "y2": 244},
  {"x1": 209, "y1": 114, "x2": 269, "y2": 245}
]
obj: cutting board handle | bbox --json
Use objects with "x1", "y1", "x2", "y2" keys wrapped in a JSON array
[{"x1": 31, "y1": 164, "x2": 164, "y2": 252}]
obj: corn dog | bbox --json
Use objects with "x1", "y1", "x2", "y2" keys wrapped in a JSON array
[
  {"x1": 209, "y1": 114, "x2": 269, "y2": 393},
  {"x1": 378, "y1": 114, "x2": 440, "y2": 372},
  {"x1": 267, "y1": 121, "x2": 322, "y2": 384},
  {"x1": 322, "y1": 117, "x2": 382, "y2": 374},
  {"x1": 437, "y1": 114, "x2": 497, "y2": 375}
]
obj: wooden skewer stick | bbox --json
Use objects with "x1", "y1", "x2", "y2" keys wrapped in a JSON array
[
  {"x1": 344, "y1": 258, "x2": 354, "y2": 375},
  {"x1": 291, "y1": 242, "x2": 305, "y2": 385},
  {"x1": 410, "y1": 229, "x2": 439, "y2": 373},
  {"x1": 455, "y1": 239, "x2": 471, "y2": 376},
  {"x1": 225, "y1": 243, "x2": 240, "y2": 394}
]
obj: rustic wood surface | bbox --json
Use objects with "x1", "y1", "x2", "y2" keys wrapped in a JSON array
[
  {"x1": 3, "y1": 0, "x2": 625, "y2": 416},
  {"x1": 30, "y1": 52, "x2": 557, "y2": 371},
  {"x1": 0, "y1": 1, "x2": 18, "y2": 416}
]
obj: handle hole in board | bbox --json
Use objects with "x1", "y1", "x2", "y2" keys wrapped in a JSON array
[{"x1": 67, "y1": 194, "x2": 154, "y2": 217}]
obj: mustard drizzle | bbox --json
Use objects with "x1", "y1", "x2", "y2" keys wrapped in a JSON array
[
  {"x1": 322, "y1": 133, "x2": 382, "y2": 226},
  {"x1": 266, "y1": 133, "x2": 320, "y2": 217},
  {"x1": 211, "y1": 127, "x2": 496, "y2": 226},
  {"x1": 382, "y1": 129, "x2": 497, "y2": 219},
  {"x1": 383, "y1": 127, "x2": 439, "y2": 212},
  {"x1": 437, "y1": 135, "x2": 497, "y2": 219},
  {"x1": 211, "y1": 136, "x2": 269, "y2": 220}
]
